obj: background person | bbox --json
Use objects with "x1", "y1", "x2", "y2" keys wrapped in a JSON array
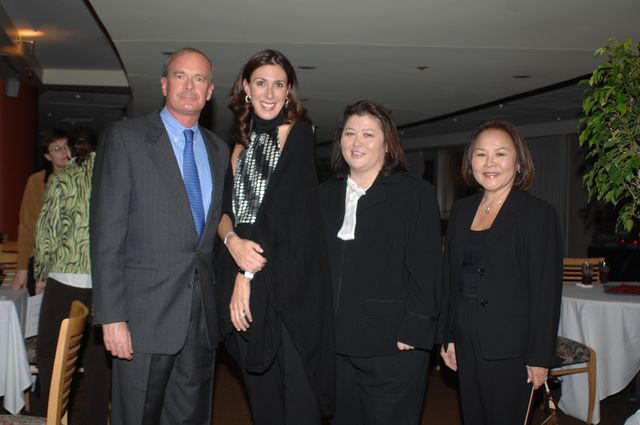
[
  {"x1": 90, "y1": 47, "x2": 228, "y2": 425},
  {"x1": 33, "y1": 127, "x2": 110, "y2": 424},
  {"x1": 438, "y1": 120, "x2": 563, "y2": 425},
  {"x1": 319, "y1": 100, "x2": 441, "y2": 425},
  {"x1": 216, "y1": 49, "x2": 335, "y2": 425},
  {"x1": 12, "y1": 129, "x2": 69, "y2": 295}
]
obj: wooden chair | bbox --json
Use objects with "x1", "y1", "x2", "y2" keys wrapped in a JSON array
[
  {"x1": 563, "y1": 257, "x2": 606, "y2": 283},
  {"x1": 550, "y1": 336, "x2": 597, "y2": 424},
  {"x1": 0, "y1": 300, "x2": 89, "y2": 425}
]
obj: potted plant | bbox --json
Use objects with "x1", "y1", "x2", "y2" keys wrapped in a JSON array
[{"x1": 579, "y1": 38, "x2": 640, "y2": 235}]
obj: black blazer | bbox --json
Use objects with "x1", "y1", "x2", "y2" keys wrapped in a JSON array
[
  {"x1": 320, "y1": 172, "x2": 442, "y2": 357},
  {"x1": 437, "y1": 190, "x2": 562, "y2": 367}
]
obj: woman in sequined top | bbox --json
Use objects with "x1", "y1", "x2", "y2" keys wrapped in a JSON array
[{"x1": 216, "y1": 49, "x2": 335, "y2": 425}]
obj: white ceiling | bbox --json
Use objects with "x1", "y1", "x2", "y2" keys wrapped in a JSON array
[{"x1": 0, "y1": 0, "x2": 639, "y2": 143}]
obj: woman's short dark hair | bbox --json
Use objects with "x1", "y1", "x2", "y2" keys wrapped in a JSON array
[
  {"x1": 461, "y1": 120, "x2": 535, "y2": 191},
  {"x1": 228, "y1": 49, "x2": 308, "y2": 147},
  {"x1": 331, "y1": 100, "x2": 406, "y2": 178},
  {"x1": 40, "y1": 128, "x2": 68, "y2": 149}
]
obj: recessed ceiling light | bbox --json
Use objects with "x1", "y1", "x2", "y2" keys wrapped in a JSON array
[
  {"x1": 74, "y1": 93, "x2": 82, "y2": 100},
  {"x1": 512, "y1": 74, "x2": 532, "y2": 79},
  {"x1": 499, "y1": 104, "x2": 504, "y2": 108},
  {"x1": 416, "y1": 66, "x2": 429, "y2": 71},
  {"x1": 297, "y1": 66, "x2": 316, "y2": 70}
]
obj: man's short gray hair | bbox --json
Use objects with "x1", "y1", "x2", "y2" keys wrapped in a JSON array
[{"x1": 162, "y1": 47, "x2": 213, "y2": 83}]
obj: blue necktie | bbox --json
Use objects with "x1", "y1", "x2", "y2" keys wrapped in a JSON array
[{"x1": 182, "y1": 129, "x2": 205, "y2": 238}]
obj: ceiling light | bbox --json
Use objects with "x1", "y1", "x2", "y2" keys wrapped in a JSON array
[
  {"x1": 74, "y1": 93, "x2": 82, "y2": 100},
  {"x1": 499, "y1": 104, "x2": 504, "y2": 108},
  {"x1": 18, "y1": 29, "x2": 44, "y2": 38},
  {"x1": 512, "y1": 74, "x2": 532, "y2": 79}
]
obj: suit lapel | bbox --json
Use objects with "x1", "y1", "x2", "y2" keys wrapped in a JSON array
[
  {"x1": 452, "y1": 193, "x2": 481, "y2": 268},
  {"x1": 357, "y1": 173, "x2": 400, "y2": 214},
  {"x1": 327, "y1": 179, "x2": 347, "y2": 227},
  {"x1": 145, "y1": 113, "x2": 198, "y2": 238},
  {"x1": 200, "y1": 130, "x2": 221, "y2": 243},
  {"x1": 480, "y1": 190, "x2": 524, "y2": 260}
]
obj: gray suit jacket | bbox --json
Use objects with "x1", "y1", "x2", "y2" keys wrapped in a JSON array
[{"x1": 90, "y1": 111, "x2": 229, "y2": 355}]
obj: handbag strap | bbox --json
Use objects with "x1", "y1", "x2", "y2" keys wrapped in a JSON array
[
  {"x1": 544, "y1": 381, "x2": 557, "y2": 411},
  {"x1": 524, "y1": 385, "x2": 535, "y2": 425},
  {"x1": 523, "y1": 381, "x2": 557, "y2": 425}
]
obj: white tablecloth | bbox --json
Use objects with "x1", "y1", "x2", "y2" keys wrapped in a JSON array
[
  {"x1": 558, "y1": 283, "x2": 640, "y2": 424},
  {"x1": 0, "y1": 286, "x2": 32, "y2": 414}
]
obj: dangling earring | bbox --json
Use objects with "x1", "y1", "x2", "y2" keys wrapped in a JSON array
[
  {"x1": 517, "y1": 167, "x2": 522, "y2": 174},
  {"x1": 245, "y1": 94, "x2": 252, "y2": 103},
  {"x1": 284, "y1": 98, "x2": 290, "y2": 108}
]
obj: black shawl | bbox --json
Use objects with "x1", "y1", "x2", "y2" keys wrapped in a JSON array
[{"x1": 216, "y1": 120, "x2": 335, "y2": 416}]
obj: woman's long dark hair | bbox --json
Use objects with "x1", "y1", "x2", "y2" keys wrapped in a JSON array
[{"x1": 228, "y1": 49, "x2": 308, "y2": 147}]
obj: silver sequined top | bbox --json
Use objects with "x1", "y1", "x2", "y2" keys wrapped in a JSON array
[{"x1": 233, "y1": 128, "x2": 281, "y2": 224}]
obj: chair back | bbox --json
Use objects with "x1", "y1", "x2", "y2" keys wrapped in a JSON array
[
  {"x1": 47, "y1": 300, "x2": 89, "y2": 425},
  {"x1": 563, "y1": 257, "x2": 606, "y2": 283}
]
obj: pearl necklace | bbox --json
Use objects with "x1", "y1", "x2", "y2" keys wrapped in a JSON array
[{"x1": 483, "y1": 199, "x2": 503, "y2": 214}]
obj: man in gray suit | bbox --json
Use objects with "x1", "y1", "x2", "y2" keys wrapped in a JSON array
[{"x1": 90, "y1": 47, "x2": 229, "y2": 425}]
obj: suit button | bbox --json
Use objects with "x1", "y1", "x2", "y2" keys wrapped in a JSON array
[
  {"x1": 480, "y1": 299, "x2": 488, "y2": 307},
  {"x1": 478, "y1": 268, "x2": 486, "y2": 277},
  {"x1": 188, "y1": 282, "x2": 194, "y2": 288}
]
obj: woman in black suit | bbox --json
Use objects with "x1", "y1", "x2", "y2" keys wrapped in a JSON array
[
  {"x1": 320, "y1": 100, "x2": 442, "y2": 425},
  {"x1": 438, "y1": 120, "x2": 563, "y2": 425}
]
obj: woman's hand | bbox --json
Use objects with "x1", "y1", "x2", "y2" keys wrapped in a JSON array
[
  {"x1": 226, "y1": 234, "x2": 266, "y2": 274},
  {"x1": 229, "y1": 273, "x2": 252, "y2": 332},
  {"x1": 11, "y1": 269, "x2": 28, "y2": 290},
  {"x1": 35, "y1": 280, "x2": 46, "y2": 294},
  {"x1": 397, "y1": 341, "x2": 415, "y2": 351},
  {"x1": 440, "y1": 343, "x2": 458, "y2": 371},
  {"x1": 526, "y1": 365, "x2": 548, "y2": 390}
]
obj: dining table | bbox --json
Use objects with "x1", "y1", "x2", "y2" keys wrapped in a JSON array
[
  {"x1": 0, "y1": 285, "x2": 32, "y2": 415},
  {"x1": 557, "y1": 282, "x2": 640, "y2": 424}
]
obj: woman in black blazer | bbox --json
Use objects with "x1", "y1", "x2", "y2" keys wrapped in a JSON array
[
  {"x1": 438, "y1": 120, "x2": 563, "y2": 425},
  {"x1": 320, "y1": 100, "x2": 441, "y2": 425}
]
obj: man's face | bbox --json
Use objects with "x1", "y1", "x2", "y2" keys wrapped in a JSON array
[{"x1": 160, "y1": 52, "x2": 214, "y2": 122}]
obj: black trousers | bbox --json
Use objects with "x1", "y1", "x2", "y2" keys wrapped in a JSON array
[
  {"x1": 332, "y1": 349, "x2": 430, "y2": 425},
  {"x1": 453, "y1": 295, "x2": 532, "y2": 425},
  {"x1": 110, "y1": 278, "x2": 215, "y2": 425},
  {"x1": 35, "y1": 278, "x2": 112, "y2": 425},
  {"x1": 225, "y1": 324, "x2": 321, "y2": 425}
]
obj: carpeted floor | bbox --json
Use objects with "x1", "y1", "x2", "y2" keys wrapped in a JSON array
[{"x1": 213, "y1": 348, "x2": 640, "y2": 425}]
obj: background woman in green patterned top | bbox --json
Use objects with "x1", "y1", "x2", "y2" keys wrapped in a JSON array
[{"x1": 33, "y1": 127, "x2": 111, "y2": 424}]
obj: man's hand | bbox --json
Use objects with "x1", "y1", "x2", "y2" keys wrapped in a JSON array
[{"x1": 103, "y1": 322, "x2": 133, "y2": 360}]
